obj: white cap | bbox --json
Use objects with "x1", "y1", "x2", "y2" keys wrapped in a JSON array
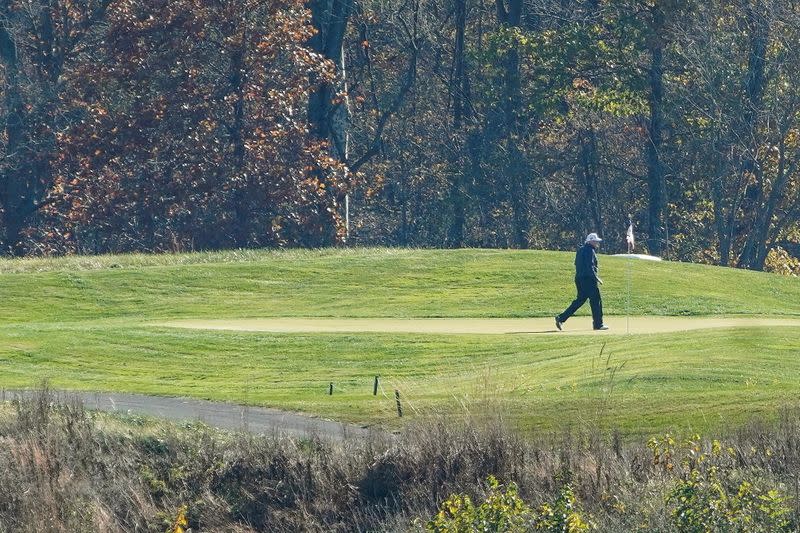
[{"x1": 585, "y1": 233, "x2": 602, "y2": 243}]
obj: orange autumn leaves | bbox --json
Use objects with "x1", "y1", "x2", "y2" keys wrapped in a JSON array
[{"x1": 35, "y1": 0, "x2": 348, "y2": 253}]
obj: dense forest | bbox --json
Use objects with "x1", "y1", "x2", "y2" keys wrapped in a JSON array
[{"x1": 1, "y1": 0, "x2": 798, "y2": 272}]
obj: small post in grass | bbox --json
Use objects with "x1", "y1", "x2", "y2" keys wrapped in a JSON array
[
  {"x1": 395, "y1": 389, "x2": 403, "y2": 417},
  {"x1": 373, "y1": 375, "x2": 379, "y2": 396},
  {"x1": 329, "y1": 382, "x2": 333, "y2": 395}
]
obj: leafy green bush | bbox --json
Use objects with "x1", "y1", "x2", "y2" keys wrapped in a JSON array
[
  {"x1": 426, "y1": 476, "x2": 532, "y2": 532},
  {"x1": 426, "y1": 476, "x2": 592, "y2": 532},
  {"x1": 532, "y1": 482, "x2": 591, "y2": 533},
  {"x1": 663, "y1": 435, "x2": 793, "y2": 532}
]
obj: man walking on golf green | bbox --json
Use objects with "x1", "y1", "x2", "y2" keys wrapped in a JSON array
[{"x1": 555, "y1": 233, "x2": 608, "y2": 331}]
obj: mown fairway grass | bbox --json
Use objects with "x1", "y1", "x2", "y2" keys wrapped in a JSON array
[{"x1": 1, "y1": 247, "x2": 799, "y2": 435}]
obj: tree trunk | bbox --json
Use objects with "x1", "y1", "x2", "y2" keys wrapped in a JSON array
[
  {"x1": 307, "y1": 0, "x2": 353, "y2": 161},
  {"x1": 645, "y1": 8, "x2": 665, "y2": 256},
  {"x1": 447, "y1": 0, "x2": 468, "y2": 248},
  {"x1": 446, "y1": 177, "x2": 467, "y2": 247},
  {"x1": 453, "y1": 0, "x2": 467, "y2": 130},
  {"x1": 737, "y1": 4, "x2": 772, "y2": 269},
  {"x1": 0, "y1": 3, "x2": 67, "y2": 255},
  {"x1": 580, "y1": 128, "x2": 603, "y2": 236},
  {"x1": 0, "y1": 21, "x2": 29, "y2": 254},
  {"x1": 508, "y1": 143, "x2": 529, "y2": 249},
  {"x1": 741, "y1": 144, "x2": 795, "y2": 270},
  {"x1": 497, "y1": 0, "x2": 528, "y2": 248},
  {"x1": 399, "y1": 173, "x2": 409, "y2": 245},
  {"x1": 306, "y1": 0, "x2": 354, "y2": 245},
  {"x1": 229, "y1": 45, "x2": 251, "y2": 247},
  {"x1": 711, "y1": 174, "x2": 732, "y2": 266}
]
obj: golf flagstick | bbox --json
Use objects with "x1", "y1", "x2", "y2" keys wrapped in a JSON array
[
  {"x1": 626, "y1": 255, "x2": 631, "y2": 335},
  {"x1": 625, "y1": 216, "x2": 634, "y2": 335}
]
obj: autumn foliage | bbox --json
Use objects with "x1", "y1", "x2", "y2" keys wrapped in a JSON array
[
  {"x1": 2, "y1": 0, "x2": 799, "y2": 269},
  {"x1": 17, "y1": 0, "x2": 347, "y2": 254}
]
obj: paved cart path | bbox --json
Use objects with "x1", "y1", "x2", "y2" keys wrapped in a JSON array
[
  {"x1": 2, "y1": 390, "x2": 372, "y2": 440},
  {"x1": 159, "y1": 316, "x2": 800, "y2": 335}
]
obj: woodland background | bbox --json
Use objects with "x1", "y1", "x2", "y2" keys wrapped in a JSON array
[{"x1": 1, "y1": 0, "x2": 799, "y2": 272}]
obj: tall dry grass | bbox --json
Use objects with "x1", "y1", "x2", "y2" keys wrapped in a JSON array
[{"x1": 1, "y1": 387, "x2": 799, "y2": 531}]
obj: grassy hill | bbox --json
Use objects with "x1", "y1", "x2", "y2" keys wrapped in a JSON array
[
  {"x1": 1, "y1": 247, "x2": 799, "y2": 322},
  {"x1": 1, "y1": 247, "x2": 799, "y2": 435}
]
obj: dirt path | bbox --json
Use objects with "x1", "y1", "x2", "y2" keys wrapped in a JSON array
[
  {"x1": 3, "y1": 389, "x2": 372, "y2": 440},
  {"x1": 159, "y1": 316, "x2": 800, "y2": 335}
]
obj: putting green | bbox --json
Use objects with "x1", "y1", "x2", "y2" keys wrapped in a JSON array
[{"x1": 160, "y1": 316, "x2": 800, "y2": 335}]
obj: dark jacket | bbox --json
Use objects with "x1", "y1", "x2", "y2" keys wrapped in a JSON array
[{"x1": 575, "y1": 243, "x2": 599, "y2": 281}]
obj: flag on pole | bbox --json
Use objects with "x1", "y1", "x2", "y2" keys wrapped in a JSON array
[{"x1": 626, "y1": 222, "x2": 635, "y2": 252}]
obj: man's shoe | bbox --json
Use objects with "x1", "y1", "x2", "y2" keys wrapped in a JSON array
[
  {"x1": 594, "y1": 325, "x2": 609, "y2": 331},
  {"x1": 555, "y1": 317, "x2": 563, "y2": 331}
]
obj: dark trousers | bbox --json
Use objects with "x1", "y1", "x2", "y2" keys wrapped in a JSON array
[{"x1": 558, "y1": 276, "x2": 603, "y2": 328}]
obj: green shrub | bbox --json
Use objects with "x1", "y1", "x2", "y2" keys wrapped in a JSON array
[
  {"x1": 426, "y1": 476, "x2": 592, "y2": 532},
  {"x1": 665, "y1": 436, "x2": 793, "y2": 532},
  {"x1": 426, "y1": 476, "x2": 532, "y2": 532},
  {"x1": 532, "y1": 482, "x2": 591, "y2": 533}
]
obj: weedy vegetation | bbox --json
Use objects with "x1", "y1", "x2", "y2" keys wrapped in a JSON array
[{"x1": 2, "y1": 387, "x2": 800, "y2": 532}]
